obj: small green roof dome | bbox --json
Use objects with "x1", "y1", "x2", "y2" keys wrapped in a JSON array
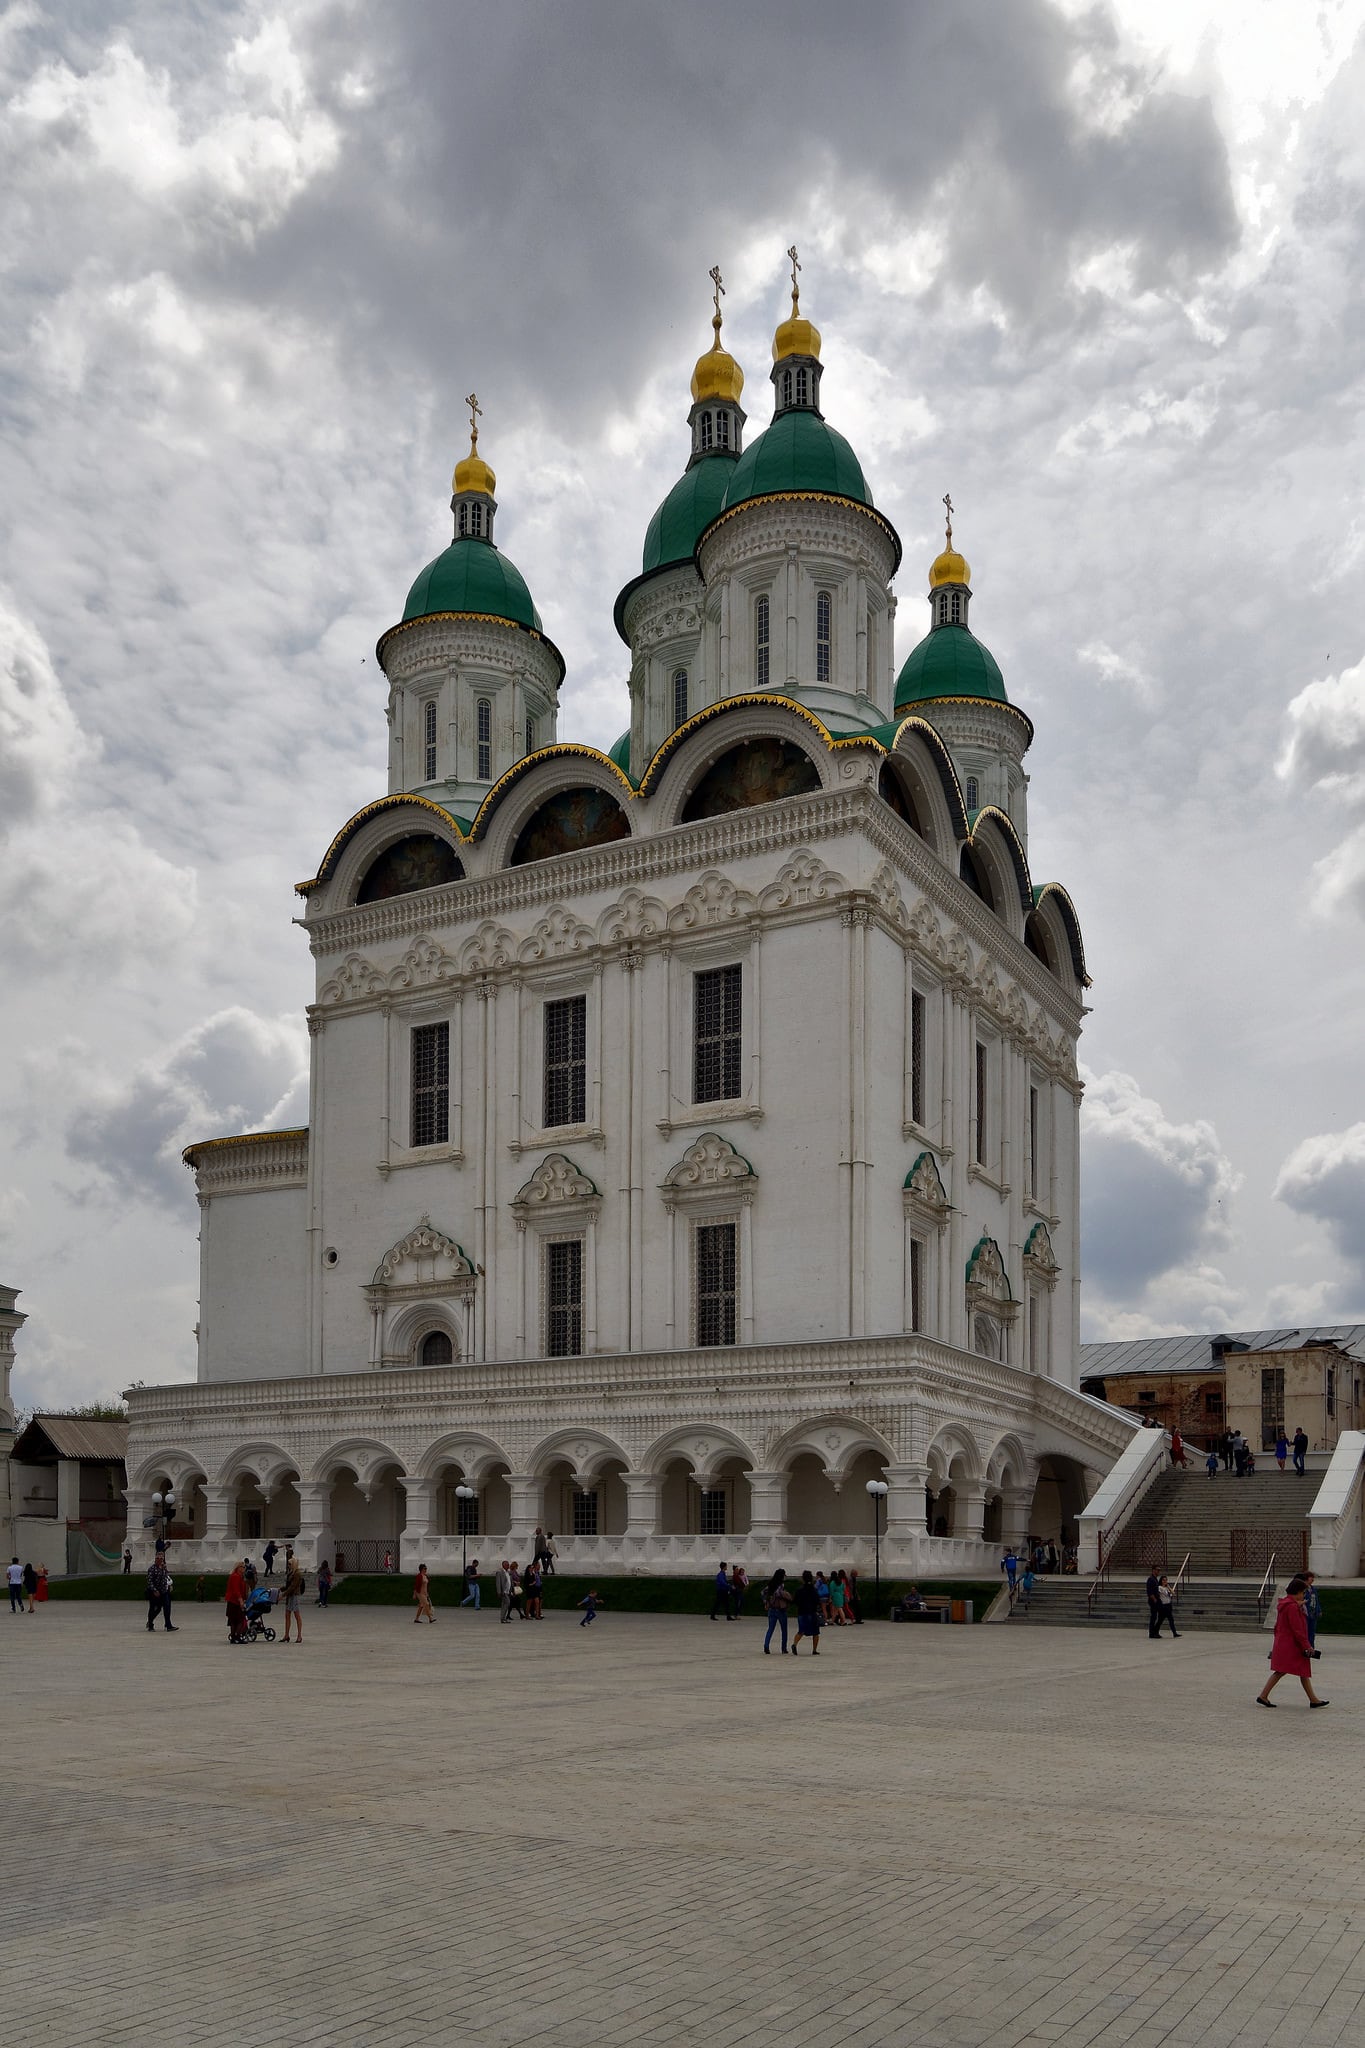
[
  {"x1": 642, "y1": 455, "x2": 737, "y2": 575},
  {"x1": 607, "y1": 729, "x2": 632, "y2": 772},
  {"x1": 403, "y1": 537, "x2": 543, "y2": 634},
  {"x1": 720, "y1": 409, "x2": 870, "y2": 514},
  {"x1": 895, "y1": 624, "x2": 1007, "y2": 711}
]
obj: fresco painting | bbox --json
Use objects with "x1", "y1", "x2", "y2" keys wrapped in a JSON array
[
  {"x1": 680, "y1": 738, "x2": 821, "y2": 823},
  {"x1": 878, "y1": 762, "x2": 923, "y2": 834},
  {"x1": 356, "y1": 834, "x2": 465, "y2": 903},
  {"x1": 511, "y1": 786, "x2": 632, "y2": 866}
]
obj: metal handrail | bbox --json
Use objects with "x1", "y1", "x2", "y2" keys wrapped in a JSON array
[
  {"x1": 1086, "y1": 1557, "x2": 1111, "y2": 1616},
  {"x1": 1169, "y1": 1551, "x2": 1192, "y2": 1606},
  {"x1": 1256, "y1": 1553, "x2": 1277, "y2": 1626}
]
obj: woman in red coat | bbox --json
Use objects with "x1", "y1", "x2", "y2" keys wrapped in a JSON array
[{"x1": 1257, "y1": 1576, "x2": 1328, "y2": 1707}]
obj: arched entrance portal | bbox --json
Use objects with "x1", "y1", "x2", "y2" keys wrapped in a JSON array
[
  {"x1": 328, "y1": 1462, "x2": 407, "y2": 1574},
  {"x1": 1030, "y1": 1456, "x2": 1090, "y2": 1547}
]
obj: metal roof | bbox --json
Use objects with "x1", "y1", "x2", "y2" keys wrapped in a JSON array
[
  {"x1": 10, "y1": 1415, "x2": 129, "y2": 1464},
  {"x1": 1080, "y1": 1326, "x2": 1365, "y2": 1378}
]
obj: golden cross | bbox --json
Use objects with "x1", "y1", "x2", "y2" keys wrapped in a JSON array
[
  {"x1": 943, "y1": 491, "x2": 954, "y2": 548},
  {"x1": 710, "y1": 264, "x2": 725, "y2": 319},
  {"x1": 787, "y1": 243, "x2": 801, "y2": 307},
  {"x1": 465, "y1": 391, "x2": 482, "y2": 447}
]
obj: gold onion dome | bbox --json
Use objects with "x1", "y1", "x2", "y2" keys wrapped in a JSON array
[
  {"x1": 928, "y1": 494, "x2": 968, "y2": 586},
  {"x1": 691, "y1": 313, "x2": 745, "y2": 403},
  {"x1": 452, "y1": 393, "x2": 495, "y2": 496},
  {"x1": 773, "y1": 272, "x2": 821, "y2": 363}
]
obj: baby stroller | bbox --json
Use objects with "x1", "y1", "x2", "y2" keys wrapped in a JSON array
[{"x1": 243, "y1": 1585, "x2": 277, "y2": 1643}]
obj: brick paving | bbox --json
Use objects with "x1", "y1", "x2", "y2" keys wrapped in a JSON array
[{"x1": 5, "y1": 1601, "x2": 1365, "y2": 2046}]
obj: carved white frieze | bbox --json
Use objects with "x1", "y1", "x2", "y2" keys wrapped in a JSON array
[
  {"x1": 662, "y1": 1132, "x2": 757, "y2": 1210},
  {"x1": 512, "y1": 1153, "x2": 602, "y2": 1217}
]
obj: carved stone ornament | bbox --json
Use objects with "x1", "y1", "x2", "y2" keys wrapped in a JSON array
[
  {"x1": 517, "y1": 904, "x2": 595, "y2": 963},
  {"x1": 965, "y1": 1235, "x2": 1018, "y2": 1326},
  {"x1": 757, "y1": 849, "x2": 847, "y2": 914},
  {"x1": 512, "y1": 1153, "x2": 602, "y2": 1217},
  {"x1": 597, "y1": 887, "x2": 668, "y2": 948},
  {"x1": 870, "y1": 861, "x2": 908, "y2": 928},
  {"x1": 667, "y1": 870, "x2": 758, "y2": 933},
  {"x1": 903, "y1": 1151, "x2": 950, "y2": 1227},
  {"x1": 1023, "y1": 1220, "x2": 1060, "y2": 1288},
  {"x1": 661, "y1": 1131, "x2": 758, "y2": 1208},
  {"x1": 371, "y1": 1217, "x2": 475, "y2": 1289}
]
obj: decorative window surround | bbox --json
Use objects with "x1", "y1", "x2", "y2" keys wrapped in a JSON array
[
  {"x1": 661, "y1": 1133, "x2": 757, "y2": 1349},
  {"x1": 507, "y1": 1123, "x2": 606, "y2": 1156},
  {"x1": 379, "y1": 996, "x2": 464, "y2": 1175},
  {"x1": 966, "y1": 1234, "x2": 1018, "y2": 1364},
  {"x1": 657, "y1": 1101, "x2": 763, "y2": 1139},
  {"x1": 509, "y1": 966, "x2": 603, "y2": 1152},
  {"x1": 511, "y1": 1154, "x2": 602, "y2": 1357},
  {"x1": 365, "y1": 1216, "x2": 477, "y2": 1368},
  {"x1": 902, "y1": 1150, "x2": 949, "y2": 1342}
]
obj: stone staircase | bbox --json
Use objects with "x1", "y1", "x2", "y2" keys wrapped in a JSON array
[
  {"x1": 1112, "y1": 1468, "x2": 1316, "y2": 1574},
  {"x1": 1005, "y1": 1576, "x2": 1269, "y2": 1632}
]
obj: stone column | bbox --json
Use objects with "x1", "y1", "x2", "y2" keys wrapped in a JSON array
[
  {"x1": 622, "y1": 1472, "x2": 663, "y2": 1536},
  {"x1": 398, "y1": 1477, "x2": 437, "y2": 1569},
  {"x1": 505, "y1": 1473, "x2": 541, "y2": 1555},
  {"x1": 294, "y1": 1480, "x2": 332, "y2": 1570},
  {"x1": 746, "y1": 1470, "x2": 789, "y2": 1536},
  {"x1": 955, "y1": 1480, "x2": 989, "y2": 1541},
  {"x1": 882, "y1": 1463, "x2": 929, "y2": 1538},
  {"x1": 203, "y1": 1482, "x2": 236, "y2": 1555},
  {"x1": 1001, "y1": 1485, "x2": 1032, "y2": 1549}
]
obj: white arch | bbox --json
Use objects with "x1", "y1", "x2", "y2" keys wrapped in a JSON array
[
  {"x1": 527, "y1": 1426, "x2": 633, "y2": 1483},
  {"x1": 645, "y1": 699, "x2": 838, "y2": 833},
  {"x1": 478, "y1": 754, "x2": 635, "y2": 872},
  {"x1": 414, "y1": 1429, "x2": 515, "y2": 1485},
  {"x1": 212, "y1": 1441, "x2": 300, "y2": 1493}
]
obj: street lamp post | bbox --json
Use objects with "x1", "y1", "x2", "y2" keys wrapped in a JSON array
[
  {"x1": 454, "y1": 1484, "x2": 476, "y2": 1576},
  {"x1": 865, "y1": 1479, "x2": 888, "y2": 1617},
  {"x1": 151, "y1": 1487, "x2": 176, "y2": 1556}
]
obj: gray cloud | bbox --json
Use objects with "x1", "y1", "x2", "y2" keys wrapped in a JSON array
[{"x1": 1275, "y1": 1125, "x2": 1365, "y2": 1304}]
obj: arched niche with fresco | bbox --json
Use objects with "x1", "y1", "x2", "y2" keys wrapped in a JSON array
[
  {"x1": 680, "y1": 737, "x2": 821, "y2": 824},
  {"x1": 509, "y1": 787, "x2": 632, "y2": 868},
  {"x1": 355, "y1": 834, "x2": 465, "y2": 904}
]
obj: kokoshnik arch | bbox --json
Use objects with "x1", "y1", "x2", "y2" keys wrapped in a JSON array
[{"x1": 124, "y1": 258, "x2": 1137, "y2": 1576}]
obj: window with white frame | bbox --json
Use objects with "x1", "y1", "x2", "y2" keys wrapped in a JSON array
[
  {"x1": 456, "y1": 1489, "x2": 479, "y2": 1536},
  {"x1": 693, "y1": 963, "x2": 742, "y2": 1103},
  {"x1": 411, "y1": 1022, "x2": 450, "y2": 1147},
  {"x1": 700, "y1": 410, "x2": 713, "y2": 451},
  {"x1": 1028, "y1": 1292, "x2": 1040, "y2": 1371},
  {"x1": 457, "y1": 504, "x2": 469, "y2": 537},
  {"x1": 424, "y1": 699, "x2": 438, "y2": 781},
  {"x1": 717, "y1": 410, "x2": 730, "y2": 449},
  {"x1": 795, "y1": 365, "x2": 808, "y2": 405},
  {"x1": 816, "y1": 590, "x2": 832, "y2": 683},
  {"x1": 470, "y1": 502, "x2": 484, "y2": 538},
  {"x1": 545, "y1": 1237, "x2": 583, "y2": 1357},
  {"x1": 525, "y1": 716, "x2": 536, "y2": 756},
  {"x1": 909, "y1": 1236, "x2": 924, "y2": 1333},
  {"x1": 937, "y1": 592, "x2": 949, "y2": 624},
  {"x1": 476, "y1": 697, "x2": 492, "y2": 780},
  {"x1": 974, "y1": 1040, "x2": 989, "y2": 1167},
  {"x1": 951, "y1": 589, "x2": 962, "y2": 622},
  {"x1": 965, "y1": 774, "x2": 978, "y2": 810},
  {"x1": 572, "y1": 1488, "x2": 598, "y2": 1536},
  {"x1": 910, "y1": 989, "x2": 926, "y2": 1127},
  {"x1": 694, "y1": 1219, "x2": 738, "y2": 1347},
  {"x1": 699, "y1": 1488, "x2": 726, "y2": 1535},
  {"x1": 755, "y1": 594, "x2": 770, "y2": 690},
  {"x1": 543, "y1": 994, "x2": 587, "y2": 1128},
  {"x1": 673, "y1": 667, "x2": 688, "y2": 728},
  {"x1": 1029, "y1": 1085, "x2": 1040, "y2": 1200},
  {"x1": 781, "y1": 369, "x2": 793, "y2": 407}
]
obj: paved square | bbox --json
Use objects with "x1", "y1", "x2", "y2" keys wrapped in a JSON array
[{"x1": 6, "y1": 1601, "x2": 1365, "y2": 2046}]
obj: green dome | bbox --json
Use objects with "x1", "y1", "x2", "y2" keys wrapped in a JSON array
[
  {"x1": 720, "y1": 409, "x2": 870, "y2": 514},
  {"x1": 895, "y1": 624, "x2": 1007, "y2": 711},
  {"x1": 607, "y1": 729, "x2": 632, "y2": 772},
  {"x1": 402, "y1": 537, "x2": 543, "y2": 634},
  {"x1": 642, "y1": 454, "x2": 737, "y2": 575}
]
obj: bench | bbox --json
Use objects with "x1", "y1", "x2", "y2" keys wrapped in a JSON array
[{"x1": 891, "y1": 1594, "x2": 953, "y2": 1623}]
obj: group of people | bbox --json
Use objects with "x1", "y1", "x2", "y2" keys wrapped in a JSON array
[
  {"x1": 6, "y1": 1559, "x2": 49, "y2": 1612},
  {"x1": 726, "y1": 1562, "x2": 861, "y2": 1629},
  {"x1": 1186, "y1": 1426, "x2": 1310, "y2": 1477},
  {"x1": 758, "y1": 1568, "x2": 850, "y2": 1654},
  {"x1": 222, "y1": 1547, "x2": 307, "y2": 1642}
]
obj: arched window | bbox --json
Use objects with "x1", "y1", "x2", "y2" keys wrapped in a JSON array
[
  {"x1": 470, "y1": 503, "x2": 484, "y2": 538},
  {"x1": 673, "y1": 667, "x2": 688, "y2": 727},
  {"x1": 815, "y1": 591, "x2": 832, "y2": 683},
  {"x1": 457, "y1": 504, "x2": 468, "y2": 537},
  {"x1": 424, "y1": 698, "x2": 438, "y2": 781},
  {"x1": 781, "y1": 369, "x2": 793, "y2": 407},
  {"x1": 937, "y1": 593, "x2": 949, "y2": 624},
  {"x1": 717, "y1": 409, "x2": 730, "y2": 449},
  {"x1": 755, "y1": 595, "x2": 770, "y2": 690},
  {"x1": 699, "y1": 410, "x2": 713, "y2": 451},
  {"x1": 965, "y1": 775, "x2": 979, "y2": 810},
  {"x1": 951, "y1": 589, "x2": 962, "y2": 623},
  {"x1": 796, "y1": 365, "x2": 808, "y2": 405},
  {"x1": 525, "y1": 716, "x2": 536, "y2": 756},
  {"x1": 477, "y1": 697, "x2": 492, "y2": 781},
  {"x1": 420, "y1": 1330, "x2": 454, "y2": 1367}
]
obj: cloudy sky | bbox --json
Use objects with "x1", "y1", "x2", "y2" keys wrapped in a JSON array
[{"x1": 4, "y1": 0, "x2": 1365, "y2": 1409}]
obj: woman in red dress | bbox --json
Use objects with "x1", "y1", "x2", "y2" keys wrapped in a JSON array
[{"x1": 1257, "y1": 1576, "x2": 1328, "y2": 1708}]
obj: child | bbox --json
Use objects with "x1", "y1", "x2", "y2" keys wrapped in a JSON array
[
  {"x1": 578, "y1": 1589, "x2": 603, "y2": 1627},
  {"x1": 1019, "y1": 1564, "x2": 1035, "y2": 1612},
  {"x1": 1206, "y1": 1448, "x2": 1218, "y2": 1479}
]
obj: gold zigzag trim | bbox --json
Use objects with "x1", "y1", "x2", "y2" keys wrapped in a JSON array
[{"x1": 296, "y1": 793, "x2": 466, "y2": 895}]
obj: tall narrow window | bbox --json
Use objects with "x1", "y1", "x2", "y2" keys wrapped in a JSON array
[
  {"x1": 470, "y1": 503, "x2": 484, "y2": 538},
  {"x1": 543, "y1": 994, "x2": 587, "y2": 1128},
  {"x1": 1260, "y1": 1366, "x2": 1285, "y2": 1447},
  {"x1": 572, "y1": 1488, "x2": 598, "y2": 1536},
  {"x1": 424, "y1": 699, "x2": 438, "y2": 782},
  {"x1": 938, "y1": 593, "x2": 949, "y2": 623},
  {"x1": 456, "y1": 1489, "x2": 479, "y2": 1536},
  {"x1": 673, "y1": 667, "x2": 688, "y2": 728},
  {"x1": 795, "y1": 365, "x2": 808, "y2": 405},
  {"x1": 910, "y1": 990, "x2": 926, "y2": 1127},
  {"x1": 965, "y1": 775, "x2": 979, "y2": 810},
  {"x1": 1028, "y1": 1294, "x2": 1039, "y2": 1371},
  {"x1": 950, "y1": 590, "x2": 962, "y2": 622},
  {"x1": 717, "y1": 409, "x2": 730, "y2": 448},
  {"x1": 1029, "y1": 1085, "x2": 1040, "y2": 1200},
  {"x1": 411, "y1": 1022, "x2": 450, "y2": 1148},
  {"x1": 755, "y1": 595, "x2": 770, "y2": 690},
  {"x1": 782, "y1": 369, "x2": 793, "y2": 407},
  {"x1": 457, "y1": 504, "x2": 469, "y2": 537},
  {"x1": 694, "y1": 963, "x2": 742, "y2": 1103},
  {"x1": 546, "y1": 1238, "x2": 583, "y2": 1357},
  {"x1": 699, "y1": 1488, "x2": 726, "y2": 1535},
  {"x1": 816, "y1": 590, "x2": 832, "y2": 683},
  {"x1": 695, "y1": 1220, "x2": 737, "y2": 1347},
  {"x1": 974, "y1": 1041, "x2": 988, "y2": 1167},
  {"x1": 525, "y1": 716, "x2": 536, "y2": 756},
  {"x1": 909, "y1": 1236, "x2": 923, "y2": 1333},
  {"x1": 700, "y1": 410, "x2": 713, "y2": 451},
  {"x1": 476, "y1": 697, "x2": 492, "y2": 781}
]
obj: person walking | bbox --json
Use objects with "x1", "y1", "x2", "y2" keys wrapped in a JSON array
[
  {"x1": 262, "y1": 1539, "x2": 278, "y2": 1580},
  {"x1": 35, "y1": 1565, "x2": 48, "y2": 1607},
  {"x1": 1002, "y1": 1547, "x2": 1019, "y2": 1594},
  {"x1": 829, "y1": 1570, "x2": 848, "y2": 1625},
  {"x1": 729, "y1": 1563, "x2": 749, "y2": 1619},
  {"x1": 508, "y1": 1562, "x2": 526, "y2": 1620},
  {"x1": 762, "y1": 1569, "x2": 790, "y2": 1654},
  {"x1": 1292, "y1": 1427, "x2": 1309, "y2": 1477},
  {"x1": 460, "y1": 1559, "x2": 481, "y2": 1610},
  {"x1": 22, "y1": 1561, "x2": 37, "y2": 1614},
  {"x1": 1145, "y1": 1568, "x2": 1161, "y2": 1639},
  {"x1": 315, "y1": 1560, "x2": 332, "y2": 1608},
  {"x1": 710, "y1": 1561, "x2": 732, "y2": 1621},
  {"x1": 1169, "y1": 1428, "x2": 1187, "y2": 1470},
  {"x1": 7, "y1": 1558, "x2": 23, "y2": 1614},
  {"x1": 225, "y1": 1558, "x2": 249, "y2": 1642},
  {"x1": 846, "y1": 1568, "x2": 863, "y2": 1624},
  {"x1": 1153, "y1": 1574, "x2": 1179, "y2": 1638},
  {"x1": 281, "y1": 1547, "x2": 304, "y2": 1643},
  {"x1": 531, "y1": 1527, "x2": 548, "y2": 1571},
  {"x1": 1258, "y1": 1576, "x2": 1328, "y2": 1707},
  {"x1": 1234, "y1": 1438, "x2": 1248, "y2": 1478},
  {"x1": 1303, "y1": 1571, "x2": 1322, "y2": 1652},
  {"x1": 523, "y1": 1560, "x2": 543, "y2": 1619},
  {"x1": 577, "y1": 1589, "x2": 602, "y2": 1626},
  {"x1": 496, "y1": 1560, "x2": 513, "y2": 1622},
  {"x1": 146, "y1": 1555, "x2": 176, "y2": 1632},
  {"x1": 1019, "y1": 1563, "x2": 1036, "y2": 1612},
  {"x1": 791, "y1": 1570, "x2": 823, "y2": 1655},
  {"x1": 542, "y1": 1532, "x2": 558, "y2": 1576},
  {"x1": 1274, "y1": 1430, "x2": 1289, "y2": 1473},
  {"x1": 412, "y1": 1563, "x2": 435, "y2": 1624}
]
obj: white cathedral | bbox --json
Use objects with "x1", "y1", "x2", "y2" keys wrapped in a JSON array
[{"x1": 124, "y1": 262, "x2": 1138, "y2": 1576}]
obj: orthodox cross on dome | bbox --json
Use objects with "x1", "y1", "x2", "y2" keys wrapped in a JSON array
[
  {"x1": 465, "y1": 390, "x2": 483, "y2": 451},
  {"x1": 787, "y1": 242, "x2": 801, "y2": 312},
  {"x1": 943, "y1": 491, "x2": 954, "y2": 549},
  {"x1": 710, "y1": 264, "x2": 725, "y2": 318}
]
